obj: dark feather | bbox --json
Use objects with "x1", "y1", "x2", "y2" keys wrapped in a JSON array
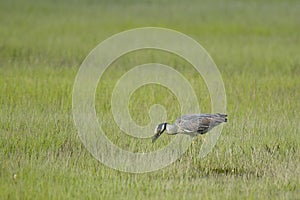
[{"x1": 175, "y1": 113, "x2": 227, "y2": 134}]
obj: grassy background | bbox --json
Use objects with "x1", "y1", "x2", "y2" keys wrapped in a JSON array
[{"x1": 1, "y1": 0, "x2": 299, "y2": 199}]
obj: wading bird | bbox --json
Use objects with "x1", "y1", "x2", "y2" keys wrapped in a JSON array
[{"x1": 152, "y1": 113, "x2": 227, "y2": 143}]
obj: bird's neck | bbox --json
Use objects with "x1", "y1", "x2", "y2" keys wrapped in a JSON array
[{"x1": 165, "y1": 123, "x2": 178, "y2": 135}]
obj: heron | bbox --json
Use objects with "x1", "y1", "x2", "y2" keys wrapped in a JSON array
[{"x1": 152, "y1": 113, "x2": 227, "y2": 143}]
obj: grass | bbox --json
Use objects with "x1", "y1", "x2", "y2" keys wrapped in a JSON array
[{"x1": 1, "y1": 0, "x2": 300, "y2": 199}]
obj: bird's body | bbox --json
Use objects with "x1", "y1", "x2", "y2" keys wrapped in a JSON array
[{"x1": 152, "y1": 113, "x2": 227, "y2": 143}]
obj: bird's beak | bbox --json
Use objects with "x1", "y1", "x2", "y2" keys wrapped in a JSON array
[{"x1": 152, "y1": 132, "x2": 162, "y2": 143}]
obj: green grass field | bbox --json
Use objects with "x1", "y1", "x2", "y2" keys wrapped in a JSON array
[{"x1": 1, "y1": 0, "x2": 300, "y2": 199}]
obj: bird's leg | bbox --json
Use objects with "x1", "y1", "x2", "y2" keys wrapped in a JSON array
[
  {"x1": 201, "y1": 135, "x2": 207, "y2": 143},
  {"x1": 188, "y1": 132, "x2": 197, "y2": 144},
  {"x1": 191, "y1": 136, "x2": 196, "y2": 144}
]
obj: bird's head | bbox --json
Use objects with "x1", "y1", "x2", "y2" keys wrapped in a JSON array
[{"x1": 152, "y1": 123, "x2": 167, "y2": 143}]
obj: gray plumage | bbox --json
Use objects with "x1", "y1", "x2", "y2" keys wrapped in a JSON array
[{"x1": 152, "y1": 113, "x2": 227, "y2": 143}]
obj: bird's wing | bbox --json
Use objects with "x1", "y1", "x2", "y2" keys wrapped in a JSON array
[{"x1": 175, "y1": 114, "x2": 227, "y2": 133}]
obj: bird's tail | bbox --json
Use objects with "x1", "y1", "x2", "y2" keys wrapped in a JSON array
[{"x1": 216, "y1": 113, "x2": 228, "y2": 122}]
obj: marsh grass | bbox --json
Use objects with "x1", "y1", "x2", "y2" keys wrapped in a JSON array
[{"x1": 1, "y1": 0, "x2": 299, "y2": 199}]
